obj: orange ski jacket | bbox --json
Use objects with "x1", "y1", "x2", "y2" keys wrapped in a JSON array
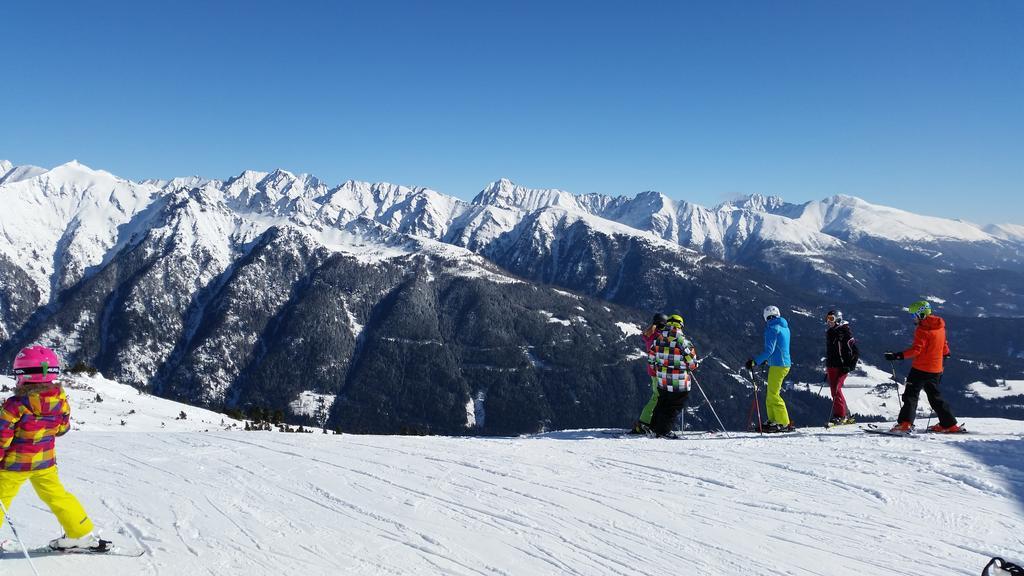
[{"x1": 902, "y1": 315, "x2": 950, "y2": 373}]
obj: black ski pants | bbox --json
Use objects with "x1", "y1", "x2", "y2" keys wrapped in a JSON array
[
  {"x1": 650, "y1": 389, "x2": 689, "y2": 436},
  {"x1": 897, "y1": 368, "x2": 957, "y2": 427}
]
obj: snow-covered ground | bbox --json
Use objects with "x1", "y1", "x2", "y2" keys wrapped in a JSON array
[
  {"x1": 289, "y1": 390, "x2": 336, "y2": 425},
  {"x1": 969, "y1": 380, "x2": 1024, "y2": 401},
  {"x1": 0, "y1": 375, "x2": 1022, "y2": 575},
  {"x1": 14, "y1": 374, "x2": 245, "y2": 433},
  {"x1": 614, "y1": 322, "x2": 642, "y2": 337}
]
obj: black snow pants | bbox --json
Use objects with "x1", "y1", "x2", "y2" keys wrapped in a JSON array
[
  {"x1": 650, "y1": 389, "x2": 689, "y2": 436},
  {"x1": 897, "y1": 368, "x2": 957, "y2": 428}
]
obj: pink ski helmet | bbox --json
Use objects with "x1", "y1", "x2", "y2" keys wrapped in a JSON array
[{"x1": 13, "y1": 345, "x2": 61, "y2": 385}]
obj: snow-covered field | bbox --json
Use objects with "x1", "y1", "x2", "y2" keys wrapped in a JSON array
[
  {"x1": 969, "y1": 380, "x2": 1024, "y2": 401},
  {"x1": 0, "y1": 375, "x2": 1022, "y2": 575},
  {"x1": 54, "y1": 374, "x2": 245, "y2": 433}
]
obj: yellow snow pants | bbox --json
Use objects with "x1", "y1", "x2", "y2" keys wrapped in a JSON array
[
  {"x1": 0, "y1": 467, "x2": 94, "y2": 538},
  {"x1": 766, "y1": 366, "x2": 791, "y2": 426},
  {"x1": 638, "y1": 376, "x2": 659, "y2": 425}
]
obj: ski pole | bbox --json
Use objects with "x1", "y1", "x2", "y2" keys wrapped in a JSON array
[
  {"x1": 822, "y1": 395, "x2": 836, "y2": 427},
  {"x1": 689, "y1": 373, "x2": 731, "y2": 438},
  {"x1": 683, "y1": 351, "x2": 715, "y2": 434},
  {"x1": 0, "y1": 498, "x2": 41, "y2": 576},
  {"x1": 888, "y1": 360, "x2": 903, "y2": 410},
  {"x1": 748, "y1": 368, "x2": 763, "y2": 434},
  {"x1": 819, "y1": 370, "x2": 833, "y2": 426}
]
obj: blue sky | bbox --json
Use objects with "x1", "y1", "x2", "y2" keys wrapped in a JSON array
[{"x1": 2, "y1": 1, "x2": 1021, "y2": 224}]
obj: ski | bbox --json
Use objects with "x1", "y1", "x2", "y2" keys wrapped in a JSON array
[
  {"x1": 862, "y1": 423, "x2": 916, "y2": 437},
  {"x1": 27, "y1": 546, "x2": 145, "y2": 558},
  {"x1": 599, "y1": 431, "x2": 688, "y2": 440},
  {"x1": 1, "y1": 546, "x2": 145, "y2": 559},
  {"x1": 861, "y1": 422, "x2": 969, "y2": 436},
  {"x1": 7, "y1": 539, "x2": 146, "y2": 558},
  {"x1": 748, "y1": 423, "x2": 799, "y2": 434},
  {"x1": 824, "y1": 419, "x2": 856, "y2": 429},
  {"x1": 600, "y1": 430, "x2": 649, "y2": 438},
  {"x1": 918, "y1": 424, "x2": 969, "y2": 434},
  {"x1": 600, "y1": 429, "x2": 718, "y2": 438}
]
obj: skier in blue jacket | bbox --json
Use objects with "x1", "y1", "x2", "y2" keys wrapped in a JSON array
[{"x1": 746, "y1": 305, "x2": 794, "y2": 432}]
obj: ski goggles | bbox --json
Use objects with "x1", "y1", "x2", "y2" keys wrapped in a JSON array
[
  {"x1": 824, "y1": 313, "x2": 837, "y2": 324},
  {"x1": 13, "y1": 365, "x2": 61, "y2": 377}
]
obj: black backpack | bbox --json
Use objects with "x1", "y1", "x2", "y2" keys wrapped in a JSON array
[{"x1": 984, "y1": 558, "x2": 1024, "y2": 576}]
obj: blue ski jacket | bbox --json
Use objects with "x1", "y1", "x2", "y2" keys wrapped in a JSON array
[{"x1": 754, "y1": 317, "x2": 791, "y2": 367}]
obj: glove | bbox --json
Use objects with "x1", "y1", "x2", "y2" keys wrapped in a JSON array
[
  {"x1": 745, "y1": 357, "x2": 755, "y2": 371},
  {"x1": 884, "y1": 351, "x2": 903, "y2": 361},
  {"x1": 943, "y1": 354, "x2": 951, "y2": 360}
]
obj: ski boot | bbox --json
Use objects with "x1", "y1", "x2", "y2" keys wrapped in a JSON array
[
  {"x1": 983, "y1": 557, "x2": 1024, "y2": 576},
  {"x1": 926, "y1": 423, "x2": 964, "y2": 433},
  {"x1": 889, "y1": 422, "x2": 913, "y2": 434},
  {"x1": 49, "y1": 532, "x2": 107, "y2": 552},
  {"x1": 629, "y1": 421, "x2": 654, "y2": 436}
]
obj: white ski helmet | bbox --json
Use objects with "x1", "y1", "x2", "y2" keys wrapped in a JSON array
[{"x1": 763, "y1": 305, "x2": 781, "y2": 321}]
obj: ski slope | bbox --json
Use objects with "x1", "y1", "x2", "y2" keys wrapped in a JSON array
[{"x1": 0, "y1": 376, "x2": 1022, "y2": 575}]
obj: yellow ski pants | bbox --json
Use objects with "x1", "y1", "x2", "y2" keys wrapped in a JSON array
[
  {"x1": 0, "y1": 467, "x2": 93, "y2": 538},
  {"x1": 766, "y1": 366, "x2": 791, "y2": 426}
]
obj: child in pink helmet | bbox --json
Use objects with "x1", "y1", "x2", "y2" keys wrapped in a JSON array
[{"x1": 0, "y1": 345, "x2": 102, "y2": 551}]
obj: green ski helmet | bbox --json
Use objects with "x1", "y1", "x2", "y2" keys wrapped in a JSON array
[
  {"x1": 908, "y1": 300, "x2": 932, "y2": 319},
  {"x1": 667, "y1": 314, "x2": 684, "y2": 327}
]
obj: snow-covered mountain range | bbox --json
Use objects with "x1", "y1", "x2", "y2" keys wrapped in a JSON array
[
  {"x1": 1, "y1": 159, "x2": 1022, "y2": 434},
  {"x1": 2, "y1": 161, "x2": 1021, "y2": 314}
]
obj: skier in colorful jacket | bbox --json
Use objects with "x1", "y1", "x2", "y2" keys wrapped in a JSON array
[
  {"x1": 0, "y1": 345, "x2": 101, "y2": 551},
  {"x1": 746, "y1": 306, "x2": 793, "y2": 432},
  {"x1": 824, "y1": 309, "x2": 859, "y2": 425},
  {"x1": 884, "y1": 301, "x2": 960, "y2": 433},
  {"x1": 645, "y1": 314, "x2": 699, "y2": 438},
  {"x1": 631, "y1": 313, "x2": 668, "y2": 434}
]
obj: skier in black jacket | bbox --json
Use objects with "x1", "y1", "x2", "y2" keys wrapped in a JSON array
[{"x1": 824, "y1": 309, "x2": 859, "y2": 425}]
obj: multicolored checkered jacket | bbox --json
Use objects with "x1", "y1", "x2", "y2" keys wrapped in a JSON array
[
  {"x1": 648, "y1": 324, "x2": 699, "y2": 392},
  {"x1": 0, "y1": 384, "x2": 71, "y2": 471}
]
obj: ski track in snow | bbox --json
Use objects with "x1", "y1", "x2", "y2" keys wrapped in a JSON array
[{"x1": 0, "y1": 422, "x2": 1021, "y2": 575}]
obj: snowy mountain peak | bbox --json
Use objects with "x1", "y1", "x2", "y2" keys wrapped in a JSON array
[
  {"x1": 472, "y1": 178, "x2": 586, "y2": 212},
  {"x1": 40, "y1": 159, "x2": 127, "y2": 188},
  {"x1": 0, "y1": 159, "x2": 11, "y2": 175},
  {"x1": 224, "y1": 169, "x2": 271, "y2": 189},
  {"x1": 0, "y1": 162, "x2": 48, "y2": 185},
  {"x1": 985, "y1": 223, "x2": 1024, "y2": 243},
  {"x1": 52, "y1": 159, "x2": 105, "y2": 174},
  {"x1": 261, "y1": 168, "x2": 326, "y2": 195},
  {"x1": 798, "y1": 194, "x2": 995, "y2": 243},
  {"x1": 143, "y1": 175, "x2": 212, "y2": 191},
  {"x1": 717, "y1": 193, "x2": 786, "y2": 213},
  {"x1": 631, "y1": 190, "x2": 673, "y2": 211}
]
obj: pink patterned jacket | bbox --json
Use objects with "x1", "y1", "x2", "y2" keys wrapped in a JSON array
[{"x1": 0, "y1": 385, "x2": 71, "y2": 471}]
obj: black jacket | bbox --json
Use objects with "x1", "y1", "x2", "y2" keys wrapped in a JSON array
[{"x1": 825, "y1": 322, "x2": 859, "y2": 370}]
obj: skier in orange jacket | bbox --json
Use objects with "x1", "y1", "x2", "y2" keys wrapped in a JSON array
[{"x1": 884, "y1": 301, "x2": 960, "y2": 433}]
